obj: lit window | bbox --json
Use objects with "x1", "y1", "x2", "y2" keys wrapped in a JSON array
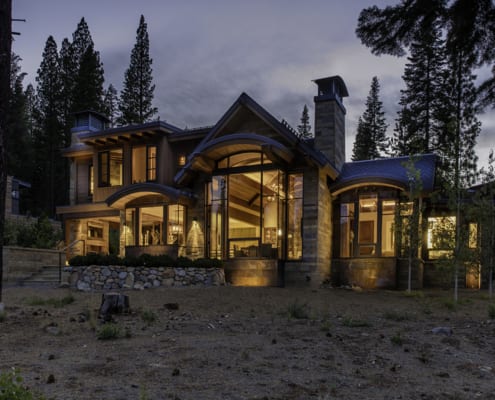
[
  {"x1": 147, "y1": 146, "x2": 157, "y2": 181},
  {"x1": 469, "y1": 223, "x2": 478, "y2": 249},
  {"x1": 178, "y1": 154, "x2": 186, "y2": 166},
  {"x1": 99, "y1": 149, "x2": 123, "y2": 187},
  {"x1": 358, "y1": 194, "x2": 377, "y2": 256},
  {"x1": 427, "y1": 216, "x2": 456, "y2": 259}
]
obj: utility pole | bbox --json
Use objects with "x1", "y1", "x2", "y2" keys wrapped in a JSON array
[{"x1": 0, "y1": 0, "x2": 12, "y2": 308}]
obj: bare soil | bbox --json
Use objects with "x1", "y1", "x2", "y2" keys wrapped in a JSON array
[{"x1": 1, "y1": 285, "x2": 495, "y2": 400}]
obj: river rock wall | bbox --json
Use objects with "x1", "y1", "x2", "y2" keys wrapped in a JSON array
[{"x1": 70, "y1": 265, "x2": 225, "y2": 291}]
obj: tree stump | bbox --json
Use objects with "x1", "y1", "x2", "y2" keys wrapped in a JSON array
[{"x1": 99, "y1": 292, "x2": 130, "y2": 321}]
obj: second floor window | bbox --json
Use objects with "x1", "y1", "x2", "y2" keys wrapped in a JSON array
[
  {"x1": 99, "y1": 148, "x2": 123, "y2": 187},
  {"x1": 132, "y1": 145, "x2": 157, "y2": 183}
]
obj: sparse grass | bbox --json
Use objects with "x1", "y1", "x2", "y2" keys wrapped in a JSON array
[
  {"x1": 0, "y1": 368, "x2": 46, "y2": 399},
  {"x1": 441, "y1": 298, "x2": 457, "y2": 311},
  {"x1": 342, "y1": 316, "x2": 371, "y2": 328},
  {"x1": 285, "y1": 299, "x2": 310, "y2": 319},
  {"x1": 320, "y1": 319, "x2": 332, "y2": 332},
  {"x1": 82, "y1": 307, "x2": 98, "y2": 331},
  {"x1": 390, "y1": 332, "x2": 403, "y2": 346},
  {"x1": 139, "y1": 386, "x2": 149, "y2": 400},
  {"x1": 488, "y1": 303, "x2": 495, "y2": 319},
  {"x1": 96, "y1": 323, "x2": 121, "y2": 340},
  {"x1": 25, "y1": 294, "x2": 75, "y2": 308},
  {"x1": 383, "y1": 310, "x2": 414, "y2": 322},
  {"x1": 141, "y1": 309, "x2": 157, "y2": 325},
  {"x1": 404, "y1": 290, "x2": 425, "y2": 299}
]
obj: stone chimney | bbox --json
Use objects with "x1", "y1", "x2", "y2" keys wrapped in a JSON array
[{"x1": 313, "y1": 76, "x2": 348, "y2": 171}]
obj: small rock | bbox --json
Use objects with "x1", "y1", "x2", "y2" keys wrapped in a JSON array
[
  {"x1": 164, "y1": 303, "x2": 179, "y2": 310},
  {"x1": 431, "y1": 327, "x2": 453, "y2": 336}
]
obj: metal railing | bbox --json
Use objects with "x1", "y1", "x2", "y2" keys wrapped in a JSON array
[{"x1": 58, "y1": 239, "x2": 85, "y2": 284}]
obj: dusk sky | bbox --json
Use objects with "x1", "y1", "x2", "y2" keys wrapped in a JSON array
[{"x1": 11, "y1": 0, "x2": 495, "y2": 165}]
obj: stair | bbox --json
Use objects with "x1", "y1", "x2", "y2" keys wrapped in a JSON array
[{"x1": 21, "y1": 266, "x2": 63, "y2": 286}]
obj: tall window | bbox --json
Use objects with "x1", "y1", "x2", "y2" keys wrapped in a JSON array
[
  {"x1": 427, "y1": 216, "x2": 456, "y2": 259},
  {"x1": 207, "y1": 152, "x2": 294, "y2": 260},
  {"x1": 147, "y1": 146, "x2": 157, "y2": 181},
  {"x1": 337, "y1": 190, "x2": 398, "y2": 258},
  {"x1": 340, "y1": 203, "x2": 354, "y2": 257},
  {"x1": 99, "y1": 149, "x2": 123, "y2": 187},
  {"x1": 140, "y1": 206, "x2": 163, "y2": 246},
  {"x1": 381, "y1": 200, "x2": 396, "y2": 256},
  {"x1": 132, "y1": 145, "x2": 157, "y2": 183},
  {"x1": 88, "y1": 164, "x2": 94, "y2": 196},
  {"x1": 167, "y1": 204, "x2": 185, "y2": 246},
  {"x1": 287, "y1": 173, "x2": 303, "y2": 260},
  {"x1": 208, "y1": 176, "x2": 225, "y2": 259},
  {"x1": 358, "y1": 194, "x2": 377, "y2": 256}
]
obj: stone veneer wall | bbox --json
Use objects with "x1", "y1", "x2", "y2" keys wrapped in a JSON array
[
  {"x1": 71, "y1": 265, "x2": 225, "y2": 291},
  {"x1": 3, "y1": 246, "x2": 64, "y2": 282}
]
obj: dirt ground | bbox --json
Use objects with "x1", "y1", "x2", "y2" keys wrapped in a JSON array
[{"x1": 1, "y1": 284, "x2": 495, "y2": 400}]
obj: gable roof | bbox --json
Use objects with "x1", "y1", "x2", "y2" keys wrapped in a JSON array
[
  {"x1": 331, "y1": 154, "x2": 437, "y2": 195},
  {"x1": 174, "y1": 92, "x2": 339, "y2": 185}
]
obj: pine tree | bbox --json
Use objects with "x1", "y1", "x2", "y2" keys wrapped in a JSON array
[
  {"x1": 6, "y1": 54, "x2": 33, "y2": 181},
  {"x1": 351, "y1": 76, "x2": 388, "y2": 160},
  {"x1": 392, "y1": 23, "x2": 447, "y2": 156},
  {"x1": 59, "y1": 37, "x2": 77, "y2": 145},
  {"x1": 71, "y1": 43, "x2": 105, "y2": 114},
  {"x1": 33, "y1": 36, "x2": 64, "y2": 216},
  {"x1": 119, "y1": 15, "x2": 157, "y2": 125},
  {"x1": 24, "y1": 83, "x2": 36, "y2": 137},
  {"x1": 103, "y1": 84, "x2": 119, "y2": 126},
  {"x1": 297, "y1": 104, "x2": 312, "y2": 139}
]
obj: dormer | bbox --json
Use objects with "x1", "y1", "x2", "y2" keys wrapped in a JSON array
[{"x1": 71, "y1": 111, "x2": 111, "y2": 145}]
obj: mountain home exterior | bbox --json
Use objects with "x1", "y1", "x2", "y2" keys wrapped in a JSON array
[{"x1": 58, "y1": 76, "x2": 474, "y2": 288}]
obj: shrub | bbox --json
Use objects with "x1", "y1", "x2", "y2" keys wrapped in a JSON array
[
  {"x1": 342, "y1": 316, "x2": 371, "y2": 328},
  {"x1": 7, "y1": 215, "x2": 63, "y2": 250},
  {"x1": 0, "y1": 312, "x2": 5, "y2": 323},
  {"x1": 69, "y1": 253, "x2": 223, "y2": 269},
  {"x1": 0, "y1": 368, "x2": 46, "y2": 400},
  {"x1": 286, "y1": 299, "x2": 310, "y2": 319},
  {"x1": 488, "y1": 303, "x2": 495, "y2": 319},
  {"x1": 141, "y1": 309, "x2": 157, "y2": 326},
  {"x1": 96, "y1": 324, "x2": 121, "y2": 340},
  {"x1": 390, "y1": 332, "x2": 403, "y2": 346}
]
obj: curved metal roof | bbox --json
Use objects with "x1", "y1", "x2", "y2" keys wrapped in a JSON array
[
  {"x1": 105, "y1": 183, "x2": 196, "y2": 208},
  {"x1": 331, "y1": 154, "x2": 437, "y2": 195}
]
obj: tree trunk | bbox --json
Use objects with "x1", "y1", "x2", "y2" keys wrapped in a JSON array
[{"x1": 0, "y1": 0, "x2": 12, "y2": 304}]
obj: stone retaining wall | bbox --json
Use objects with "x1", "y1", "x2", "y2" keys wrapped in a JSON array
[
  {"x1": 3, "y1": 246, "x2": 64, "y2": 282},
  {"x1": 70, "y1": 265, "x2": 225, "y2": 291}
]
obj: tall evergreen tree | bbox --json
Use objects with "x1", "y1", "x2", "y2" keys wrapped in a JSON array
[
  {"x1": 6, "y1": 54, "x2": 33, "y2": 181},
  {"x1": 119, "y1": 15, "x2": 157, "y2": 125},
  {"x1": 351, "y1": 76, "x2": 388, "y2": 160},
  {"x1": 24, "y1": 83, "x2": 36, "y2": 138},
  {"x1": 71, "y1": 43, "x2": 105, "y2": 114},
  {"x1": 103, "y1": 84, "x2": 119, "y2": 126},
  {"x1": 59, "y1": 37, "x2": 77, "y2": 144},
  {"x1": 33, "y1": 36, "x2": 64, "y2": 216},
  {"x1": 297, "y1": 104, "x2": 312, "y2": 139},
  {"x1": 392, "y1": 23, "x2": 447, "y2": 156}
]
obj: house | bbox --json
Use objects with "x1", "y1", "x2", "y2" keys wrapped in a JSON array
[{"x1": 58, "y1": 75, "x2": 468, "y2": 289}]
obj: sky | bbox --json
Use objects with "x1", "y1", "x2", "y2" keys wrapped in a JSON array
[{"x1": 11, "y1": 0, "x2": 495, "y2": 165}]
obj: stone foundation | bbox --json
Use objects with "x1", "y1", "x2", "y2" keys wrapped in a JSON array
[{"x1": 70, "y1": 265, "x2": 225, "y2": 291}]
